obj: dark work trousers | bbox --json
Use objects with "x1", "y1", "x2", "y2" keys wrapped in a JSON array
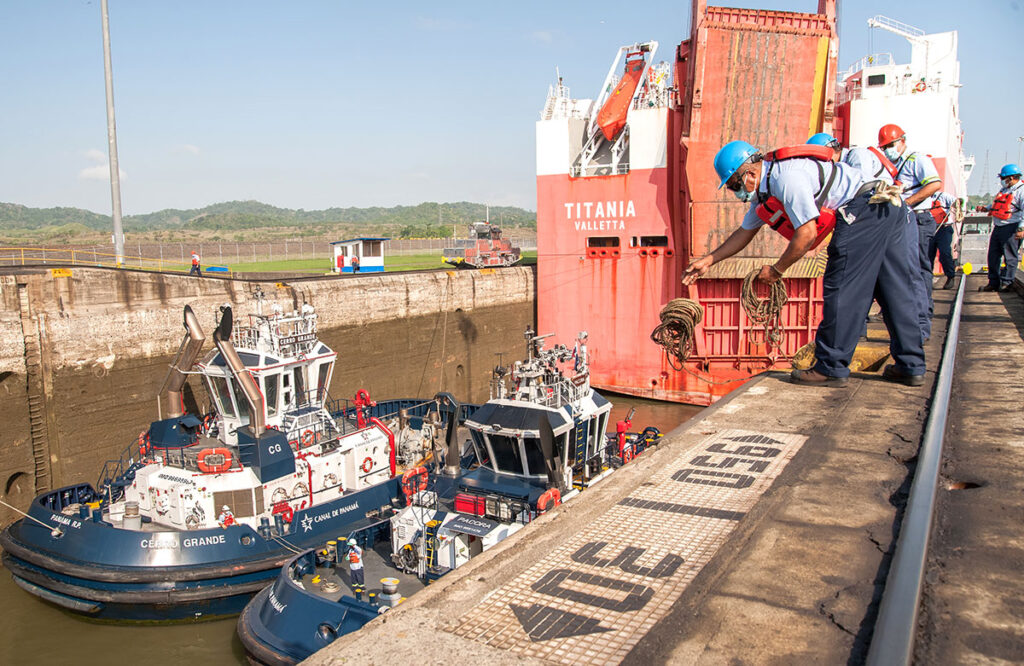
[
  {"x1": 906, "y1": 209, "x2": 935, "y2": 340},
  {"x1": 987, "y1": 223, "x2": 1022, "y2": 288},
  {"x1": 813, "y1": 193, "x2": 926, "y2": 378},
  {"x1": 928, "y1": 224, "x2": 956, "y2": 279}
]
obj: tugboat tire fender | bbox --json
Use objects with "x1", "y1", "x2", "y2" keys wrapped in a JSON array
[{"x1": 5, "y1": 557, "x2": 271, "y2": 604}]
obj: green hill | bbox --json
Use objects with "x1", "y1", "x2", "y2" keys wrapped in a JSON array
[{"x1": 0, "y1": 200, "x2": 536, "y2": 241}]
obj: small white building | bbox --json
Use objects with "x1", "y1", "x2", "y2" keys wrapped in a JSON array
[{"x1": 330, "y1": 237, "x2": 388, "y2": 274}]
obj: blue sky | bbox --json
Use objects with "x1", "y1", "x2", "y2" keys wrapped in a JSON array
[{"x1": 0, "y1": 1, "x2": 1020, "y2": 216}]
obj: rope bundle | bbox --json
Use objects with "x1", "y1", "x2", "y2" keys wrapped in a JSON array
[
  {"x1": 741, "y1": 269, "x2": 788, "y2": 350},
  {"x1": 650, "y1": 298, "x2": 704, "y2": 370}
]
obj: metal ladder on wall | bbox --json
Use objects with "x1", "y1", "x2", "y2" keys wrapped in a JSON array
[{"x1": 17, "y1": 285, "x2": 52, "y2": 493}]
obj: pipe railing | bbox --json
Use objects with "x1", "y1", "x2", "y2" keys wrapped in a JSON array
[{"x1": 866, "y1": 276, "x2": 966, "y2": 665}]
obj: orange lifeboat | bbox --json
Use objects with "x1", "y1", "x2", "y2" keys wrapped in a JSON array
[{"x1": 596, "y1": 55, "x2": 645, "y2": 141}]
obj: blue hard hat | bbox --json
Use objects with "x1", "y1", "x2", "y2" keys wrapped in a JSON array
[
  {"x1": 714, "y1": 140, "x2": 759, "y2": 188},
  {"x1": 807, "y1": 132, "x2": 839, "y2": 148},
  {"x1": 998, "y1": 163, "x2": 1022, "y2": 178}
]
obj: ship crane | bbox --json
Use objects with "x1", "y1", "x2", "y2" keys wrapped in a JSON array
[{"x1": 866, "y1": 15, "x2": 932, "y2": 82}]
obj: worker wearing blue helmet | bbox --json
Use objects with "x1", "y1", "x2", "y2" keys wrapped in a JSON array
[
  {"x1": 807, "y1": 133, "x2": 897, "y2": 186},
  {"x1": 981, "y1": 164, "x2": 1024, "y2": 291},
  {"x1": 683, "y1": 138, "x2": 926, "y2": 387}
]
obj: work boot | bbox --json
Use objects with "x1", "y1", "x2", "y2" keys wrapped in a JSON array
[
  {"x1": 942, "y1": 276, "x2": 954, "y2": 290},
  {"x1": 882, "y1": 364, "x2": 925, "y2": 387},
  {"x1": 790, "y1": 368, "x2": 849, "y2": 387},
  {"x1": 999, "y1": 284, "x2": 1015, "y2": 292},
  {"x1": 979, "y1": 284, "x2": 998, "y2": 292}
]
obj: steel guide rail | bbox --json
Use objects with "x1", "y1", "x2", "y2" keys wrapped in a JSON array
[{"x1": 865, "y1": 277, "x2": 967, "y2": 665}]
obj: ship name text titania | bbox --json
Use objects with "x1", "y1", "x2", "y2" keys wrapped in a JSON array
[{"x1": 565, "y1": 200, "x2": 636, "y2": 231}]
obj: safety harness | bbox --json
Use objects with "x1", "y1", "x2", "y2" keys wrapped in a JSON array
[
  {"x1": 866, "y1": 146, "x2": 901, "y2": 184},
  {"x1": 754, "y1": 144, "x2": 838, "y2": 250},
  {"x1": 928, "y1": 198, "x2": 949, "y2": 225}
]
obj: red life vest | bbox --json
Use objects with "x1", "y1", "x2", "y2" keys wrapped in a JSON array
[
  {"x1": 929, "y1": 199, "x2": 949, "y2": 225},
  {"x1": 991, "y1": 191, "x2": 1014, "y2": 220},
  {"x1": 866, "y1": 146, "x2": 901, "y2": 185},
  {"x1": 755, "y1": 144, "x2": 838, "y2": 250}
]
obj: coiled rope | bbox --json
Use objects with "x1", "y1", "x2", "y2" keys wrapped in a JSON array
[
  {"x1": 740, "y1": 268, "x2": 788, "y2": 350},
  {"x1": 650, "y1": 298, "x2": 704, "y2": 371}
]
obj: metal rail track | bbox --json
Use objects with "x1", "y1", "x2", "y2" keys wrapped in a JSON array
[{"x1": 865, "y1": 276, "x2": 967, "y2": 665}]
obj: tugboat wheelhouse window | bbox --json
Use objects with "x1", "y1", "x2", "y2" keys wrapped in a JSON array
[
  {"x1": 211, "y1": 376, "x2": 237, "y2": 418},
  {"x1": 316, "y1": 362, "x2": 332, "y2": 402},
  {"x1": 264, "y1": 374, "x2": 280, "y2": 417},
  {"x1": 294, "y1": 367, "x2": 307, "y2": 405},
  {"x1": 486, "y1": 433, "x2": 523, "y2": 474},
  {"x1": 522, "y1": 436, "x2": 546, "y2": 475}
]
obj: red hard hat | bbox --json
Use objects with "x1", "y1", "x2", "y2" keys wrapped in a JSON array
[{"x1": 878, "y1": 124, "x2": 905, "y2": 146}]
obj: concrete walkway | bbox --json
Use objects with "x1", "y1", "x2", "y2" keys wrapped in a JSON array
[
  {"x1": 916, "y1": 276, "x2": 1024, "y2": 663},
  {"x1": 303, "y1": 283, "x2": 1017, "y2": 665}
]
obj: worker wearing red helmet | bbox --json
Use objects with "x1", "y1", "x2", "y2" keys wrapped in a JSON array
[
  {"x1": 878, "y1": 123, "x2": 942, "y2": 340},
  {"x1": 683, "y1": 140, "x2": 926, "y2": 387}
]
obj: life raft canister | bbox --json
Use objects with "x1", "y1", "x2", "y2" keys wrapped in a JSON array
[
  {"x1": 197, "y1": 447, "x2": 232, "y2": 474},
  {"x1": 929, "y1": 199, "x2": 949, "y2": 225},
  {"x1": 991, "y1": 191, "x2": 1014, "y2": 220},
  {"x1": 755, "y1": 144, "x2": 839, "y2": 250}
]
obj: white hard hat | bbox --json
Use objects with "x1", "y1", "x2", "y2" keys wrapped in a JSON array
[
  {"x1": 348, "y1": 538, "x2": 357, "y2": 545},
  {"x1": 222, "y1": 505, "x2": 230, "y2": 511}
]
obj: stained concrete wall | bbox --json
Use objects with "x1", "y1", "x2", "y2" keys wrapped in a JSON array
[{"x1": 0, "y1": 267, "x2": 535, "y2": 524}]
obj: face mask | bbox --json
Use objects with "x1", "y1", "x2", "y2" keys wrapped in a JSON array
[
  {"x1": 733, "y1": 187, "x2": 754, "y2": 203},
  {"x1": 884, "y1": 146, "x2": 901, "y2": 162},
  {"x1": 1002, "y1": 178, "x2": 1013, "y2": 189}
]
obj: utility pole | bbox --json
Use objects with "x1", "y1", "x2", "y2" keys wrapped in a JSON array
[
  {"x1": 1017, "y1": 136, "x2": 1023, "y2": 166},
  {"x1": 101, "y1": 0, "x2": 125, "y2": 265}
]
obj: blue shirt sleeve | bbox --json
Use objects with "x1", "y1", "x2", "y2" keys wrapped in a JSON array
[
  {"x1": 740, "y1": 199, "x2": 762, "y2": 230},
  {"x1": 776, "y1": 168, "x2": 822, "y2": 229}
]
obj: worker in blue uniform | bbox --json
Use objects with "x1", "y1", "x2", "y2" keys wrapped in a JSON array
[
  {"x1": 927, "y1": 191, "x2": 959, "y2": 290},
  {"x1": 878, "y1": 124, "x2": 942, "y2": 340},
  {"x1": 683, "y1": 140, "x2": 926, "y2": 386},
  {"x1": 808, "y1": 133, "x2": 903, "y2": 337},
  {"x1": 807, "y1": 132, "x2": 896, "y2": 185},
  {"x1": 981, "y1": 164, "x2": 1024, "y2": 291}
]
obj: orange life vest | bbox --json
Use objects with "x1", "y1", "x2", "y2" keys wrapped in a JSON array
[
  {"x1": 348, "y1": 548, "x2": 361, "y2": 564},
  {"x1": 929, "y1": 199, "x2": 949, "y2": 225},
  {"x1": 991, "y1": 191, "x2": 1015, "y2": 220},
  {"x1": 755, "y1": 145, "x2": 838, "y2": 250},
  {"x1": 865, "y1": 146, "x2": 901, "y2": 184}
]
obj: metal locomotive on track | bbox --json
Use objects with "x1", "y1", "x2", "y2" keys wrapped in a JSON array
[
  {"x1": 238, "y1": 327, "x2": 661, "y2": 665},
  {"x1": 0, "y1": 292, "x2": 471, "y2": 621},
  {"x1": 442, "y1": 221, "x2": 522, "y2": 268}
]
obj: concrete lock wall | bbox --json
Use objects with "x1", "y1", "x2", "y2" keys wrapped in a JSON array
[{"x1": 0, "y1": 267, "x2": 535, "y2": 525}]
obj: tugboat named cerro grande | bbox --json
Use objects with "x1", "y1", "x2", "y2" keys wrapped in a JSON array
[
  {"x1": 0, "y1": 292, "x2": 467, "y2": 621},
  {"x1": 238, "y1": 327, "x2": 662, "y2": 665}
]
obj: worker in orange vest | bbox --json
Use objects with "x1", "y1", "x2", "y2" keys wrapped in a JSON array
[{"x1": 347, "y1": 537, "x2": 364, "y2": 588}]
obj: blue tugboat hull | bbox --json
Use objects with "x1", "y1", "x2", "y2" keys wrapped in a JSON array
[{"x1": 0, "y1": 478, "x2": 404, "y2": 622}]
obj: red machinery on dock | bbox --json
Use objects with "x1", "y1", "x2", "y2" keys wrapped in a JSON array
[{"x1": 536, "y1": 1, "x2": 838, "y2": 405}]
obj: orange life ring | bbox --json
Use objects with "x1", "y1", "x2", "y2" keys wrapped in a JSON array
[
  {"x1": 537, "y1": 488, "x2": 562, "y2": 515},
  {"x1": 623, "y1": 447, "x2": 634, "y2": 464},
  {"x1": 301, "y1": 429, "x2": 315, "y2": 447},
  {"x1": 138, "y1": 431, "x2": 149, "y2": 458},
  {"x1": 914, "y1": 81, "x2": 926, "y2": 93},
  {"x1": 197, "y1": 447, "x2": 232, "y2": 474},
  {"x1": 360, "y1": 457, "x2": 374, "y2": 474},
  {"x1": 400, "y1": 466, "x2": 429, "y2": 504}
]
